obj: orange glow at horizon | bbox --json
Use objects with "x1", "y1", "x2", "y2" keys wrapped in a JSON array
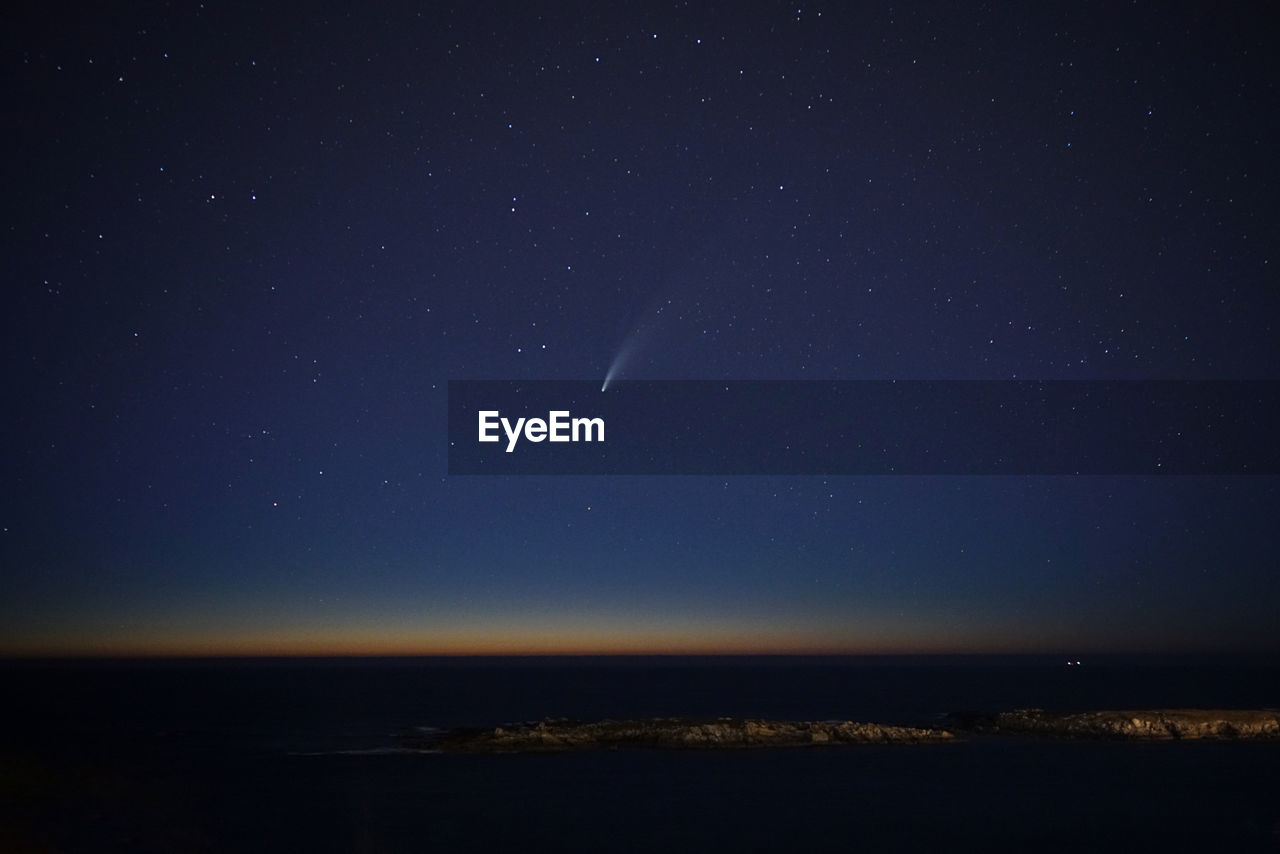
[
  {"x1": 0, "y1": 596, "x2": 1164, "y2": 659},
  {"x1": 0, "y1": 618, "x2": 1093, "y2": 659}
]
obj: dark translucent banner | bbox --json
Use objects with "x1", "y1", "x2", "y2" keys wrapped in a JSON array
[{"x1": 447, "y1": 381, "x2": 1280, "y2": 475}]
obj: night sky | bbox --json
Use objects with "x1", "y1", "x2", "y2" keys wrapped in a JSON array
[{"x1": 3, "y1": 2, "x2": 1277, "y2": 656}]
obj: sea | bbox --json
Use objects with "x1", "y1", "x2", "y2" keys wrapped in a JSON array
[{"x1": 2, "y1": 655, "x2": 1278, "y2": 853}]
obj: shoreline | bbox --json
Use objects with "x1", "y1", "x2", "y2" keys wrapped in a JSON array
[
  {"x1": 947, "y1": 708, "x2": 1280, "y2": 740},
  {"x1": 401, "y1": 717, "x2": 953, "y2": 752},
  {"x1": 403, "y1": 709, "x2": 1280, "y2": 753}
]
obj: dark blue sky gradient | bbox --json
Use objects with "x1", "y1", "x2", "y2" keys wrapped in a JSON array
[{"x1": 3, "y1": 1, "x2": 1277, "y2": 655}]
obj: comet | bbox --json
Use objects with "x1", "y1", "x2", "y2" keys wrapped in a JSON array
[
  {"x1": 601, "y1": 323, "x2": 647, "y2": 391},
  {"x1": 601, "y1": 307, "x2": 664, "y2": 391},
  {"x1": 600, "y1": 336, "x2": 636, "y2": 392}
]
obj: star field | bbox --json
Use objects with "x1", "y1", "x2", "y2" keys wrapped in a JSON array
[{"x1": 2, "y1": 1, "x2": 1277, "y2": 656}]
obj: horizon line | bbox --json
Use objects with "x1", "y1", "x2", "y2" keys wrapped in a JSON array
[{"x1": 3, "y1": 649, "x2": 1275, "y2": 663}]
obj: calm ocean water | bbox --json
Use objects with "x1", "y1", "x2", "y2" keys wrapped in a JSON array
[{"x1": 3, "y1": 656, "x2": 1278, "y2": 852}]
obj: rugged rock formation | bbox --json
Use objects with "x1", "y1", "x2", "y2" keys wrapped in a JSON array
[
  {"x1": 401, "y1": 717, "x2": 955, "y2": 753},
  {"x1": 402, "y1": 709, "x2": 1280, "y2": 753},
  {"x1": 948, "y1": 708, "x2": 1280, "y2": 740}
]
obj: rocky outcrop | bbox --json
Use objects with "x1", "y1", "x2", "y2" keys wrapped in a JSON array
[
  {"x1": 402, "y1": 709, "x2": 1280, "y2": 753},
  {"x1": 401, "y1": 717, "x2": 955, "y2": 753},
  {"x1": 949, "y1": 708, "x2": 1280, "y2": 740}
]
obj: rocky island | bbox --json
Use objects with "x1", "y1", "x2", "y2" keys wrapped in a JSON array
[
  {"x1": 401, "y1": 717, "x2": 955, "y2": 752},
  {"x1": 402, "y1": 709, "x2": 1280, "y2": 752},
  {"x1": 946, "y1": 708, "x2": 1280, "y2": 740}
]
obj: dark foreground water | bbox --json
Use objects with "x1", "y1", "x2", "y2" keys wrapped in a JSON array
[{"x1": 2, "y1": 656, "x2": 1278, "y2": 852}]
